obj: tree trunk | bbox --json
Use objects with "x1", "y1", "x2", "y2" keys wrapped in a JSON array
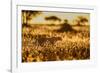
[{"x1": 22, "y1": 12, "x2": 29, "y2": 27}]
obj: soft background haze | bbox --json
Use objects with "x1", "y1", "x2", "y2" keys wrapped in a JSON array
[
  {"x1": 29, "y1": 11, "x2": 89, "y2": 25},
  {"x1": 0, "y1": 0, "x2": 99, "y2": 73}
]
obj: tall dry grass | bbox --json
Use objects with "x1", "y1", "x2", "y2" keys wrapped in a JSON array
[{"x1": 22, "y1": 24, "x2": 90, "y2": 62}]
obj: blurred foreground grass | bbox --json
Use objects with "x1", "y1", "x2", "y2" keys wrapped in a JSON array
[{"x1": 22, "y1": 24, "x2": 90, "y2": 62}]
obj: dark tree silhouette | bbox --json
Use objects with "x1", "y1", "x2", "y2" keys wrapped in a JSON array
[
  {"x1": 45, "y1": 16, "x2": 61, "y2": 24},
  {"x1": 22, "y1": 10, "x2": 42, "y2": 27},
  {"x1": 57, "y1": 19, "x2": 74, "y2": 32},
  {"x1": 76, "y1": 16, "x2": 88, "y2": 26}
]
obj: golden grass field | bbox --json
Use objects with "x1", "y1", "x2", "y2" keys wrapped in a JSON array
[{"x1": 22, "y1": 24, "x2": 90, "y2": 62}]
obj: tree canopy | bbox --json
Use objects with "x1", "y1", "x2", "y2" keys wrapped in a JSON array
[
  {"x1": 45, "y1": 16, "x2": 61, "y2": 22},
  {"x1": 76, "y1": 16, "x2": 88, "y2": 26},
  {"x1": 22, "y1": 10, "x2": 42, "y2": 27}
]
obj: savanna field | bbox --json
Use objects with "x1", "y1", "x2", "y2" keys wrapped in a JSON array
[{"x1": 22, "y1": 23, "x2": 90, "y2": 62}]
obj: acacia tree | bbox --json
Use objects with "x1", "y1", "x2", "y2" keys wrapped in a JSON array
[
  {"x1": 45, "y1": 16, "x2": 61, "y2": 24},
  {"x1": 22, "y1": 10, "x2": 42, "y2": 27},
  {"x1": 76, "y1": 16, "x2": 88, "y2": 26}
]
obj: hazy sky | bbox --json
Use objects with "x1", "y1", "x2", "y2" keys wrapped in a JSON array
[{"x1": 29, "y1": 11, "x2": 90, "y2": 25}]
